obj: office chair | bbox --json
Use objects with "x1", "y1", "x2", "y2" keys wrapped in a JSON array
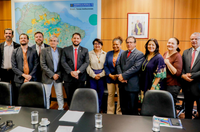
[
  {"x1": 70, "y1": 88, "x2": 99, "y2": 113},
  {"x1": 0, "y1": 82, "x2": 12, "y2": 105},
  {"x1": 141, "y1": 90, "x2": 176, "y2": 118},
  {"x1": 18, "y1": 82, "x2": 47, "y2": 108}
]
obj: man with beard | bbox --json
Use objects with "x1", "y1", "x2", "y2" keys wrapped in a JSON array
[
  {"x1": 11, "y1": 33, "x2": 39, "y2": 105},
  {"x1": 0, "y1": 28, "x2": 20, "y2": 84},
  {"x1": 31, "y1": 31, "x2": 49, "y2": 82},
  {"x1": 61, "y1": 32, "x2": 89, "y2": 106}
]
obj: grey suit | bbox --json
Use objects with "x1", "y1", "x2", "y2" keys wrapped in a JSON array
[
  {"x1": 40, "y1": 47, "x2": 62, "y2": 84},
  {"x1": 61, "y1": 45, "x2": 89, "y2": 106},
  {"x1": 182, "y1": 47, "x2": 200, "y2": 118},
  {"x1": 116, "y1": 49, "x2": 144, "y2": 115},
  {"x1": 40, "y1": 47, "x2": 64, "y2": 110},
  {"x1": 11, "y1": 47, "x2": 39, "y2": 83}
]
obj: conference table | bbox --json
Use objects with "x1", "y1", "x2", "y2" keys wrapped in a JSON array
[{"x1": 0, "y1": 107, "x2": 200, "y2": 132}]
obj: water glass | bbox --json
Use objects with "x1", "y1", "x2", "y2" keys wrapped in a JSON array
[
  {"x1": 95, "y1": 114, "x2": 102, "y2": 128},
  {"x1": 38, "y1": 126, "x2": 47, "y2": 132},
  {"x1": 31, "y1": 111, "x2": 39, "y2": 124},
  {"x1": 152, "y1": 118, "x2": 160, "y2": 132}
]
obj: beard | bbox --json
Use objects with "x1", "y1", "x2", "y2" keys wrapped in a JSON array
[
  {"x1": 73, "y1": 42, "x2": 80, "y2": 47},
  {"x1": 21, "y1": 42, "x2": 28, "y2": 46},
  {"x1": 36, "y1": 40, "x2": 43, "y2": 46},
  {"x1": 6, "y1": 36, "x2": 12, "y2": 41}
]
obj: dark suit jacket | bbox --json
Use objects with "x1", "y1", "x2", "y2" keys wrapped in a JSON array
[
  {"x1": 61, "y1": 45, "x2": 89, "y2": 82},
  {"x1": 182, "y1": 47, "x2": 200, "y2": 97},
  {"x1": 116, "y1": 49, "x2": 144, "y2": 92},
  {"x1": 40, "y1": 47, "x2": 62, "y2": 84},
  {"x1": 11, "y1": 47, "x2": 39, "y2": 83},
  {"x1": 0, "y1": 41, "x2": 20, "y2": 68},
  {"x1": 104, "y1": 49, "x2": 124, "y2": 83},
  {"x1": 31, "y1": 43, "x2": 49, "y2": 82},
  {"x1": 31, "y1": 43, "x2": 49, "y2": 50}
]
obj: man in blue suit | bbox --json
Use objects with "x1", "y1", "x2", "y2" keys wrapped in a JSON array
[{"x1": 116, "y1": 36, "x2": 144, "y2": 115}]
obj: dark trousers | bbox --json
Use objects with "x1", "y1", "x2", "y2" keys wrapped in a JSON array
[
  {"x1": 64, "y1": 81, "x2": 85, "y2": 107},
  {"x1": 184, "y1": 91, "x2": 200, "y2": 119},
  {"x1": 166, "y1": 85, "x2": 181, "y2": 104},
  {"x1": 89, "y1": 77, "x2": 105, "y2": 111},
  {"x1": 14, "y1": 83, "x2": 23, "y2": 105},
  {"x1": 119, "y1": 87, "x2": 138, "y2": 115}
]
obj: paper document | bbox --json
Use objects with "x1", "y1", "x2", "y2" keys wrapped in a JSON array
[
  {"x1": 59, "y1": 110, "x2": 84, "y2": 122},
  {"x1": 56, "y1": 126, "x2": 74, "y2": 132},
  {"x1": 9, "y1": 126, "x2": 34, "y2": 132}
]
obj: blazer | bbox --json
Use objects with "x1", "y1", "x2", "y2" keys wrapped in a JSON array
[
  {"x1": 40, "y1": 47, "x2": 62, "y2": 84},
  {"x1": 104, "y1": 49, "x2": 124, "y2": 83},
  {"x1": 61, "y1": 45, "x2": 89, "y2": 82},
  {"x1": 11, "y1": 47, "x2": 39, "y2": 83},
  {"x1": 31, "y1": 43, "x2": 49, "y2": 50},
  {"x1": 0, "y1": 41, "x2": 20, "y2": 68},
  {"x1": 116, "y1": 49, "x2": 144, "y2": 92},
  {"x1": 182, "y1": 47, "x2": 200, "y2": 97}
]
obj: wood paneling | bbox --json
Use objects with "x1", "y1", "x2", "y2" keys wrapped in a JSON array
[
  {"x1": 102, "y1": 0, "x2": 174, "y2": 18},
  {"x1": 175, "y1": 0, "x2": 200, "y2": 18},
  {"x1": 149, "y1": 19, "x2": 173, "y2": 40},
  {"x1": 0, "y1": 21, "x2": 12, "y2": 40},
  {"x1": 174, "y1": 19, "x2": 200, "y2": 40},
  {"x1": 0, "y1": 1, "x2": 11, "y2": 20}
]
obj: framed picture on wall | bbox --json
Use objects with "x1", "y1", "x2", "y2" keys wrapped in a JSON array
[{"x1": 127, "y1": 13, "x2": 149, "y2": 39}]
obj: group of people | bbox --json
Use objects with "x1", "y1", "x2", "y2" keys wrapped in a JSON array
[{"x1": 1, "y1": 28, "x2": 200, "y2": 119}]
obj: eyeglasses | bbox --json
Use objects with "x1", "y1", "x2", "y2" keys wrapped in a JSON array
[
  {"x1": 94, "y1": 43, "x2": 101, "y2": 45},
  {"x1": 126, "y1": 41, "x2": 134, "y2": 44},
  {"x1": 0, "y1": 120, "x2": 14, "y2": 131}
]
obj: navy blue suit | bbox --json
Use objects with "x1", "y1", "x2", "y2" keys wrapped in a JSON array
[{"x1": 104, "y1": 49, "x2": 124, "y2": 83}]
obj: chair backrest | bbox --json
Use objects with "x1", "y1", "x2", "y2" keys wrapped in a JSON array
[
  {"x1": 141, "y1": 90, "x2": 176, "y2": 118},
  {"x1": 0, "y1": 82, "x2": 12, "y2": 105},
  {"x1": 70, "y1": 88, "x2": 99, "y2": 113},
  {"x1": 18, "y1": 82, "x2": 47, "y2": 108}
]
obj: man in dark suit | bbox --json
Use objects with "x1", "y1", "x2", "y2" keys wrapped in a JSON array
[
  {"x1": 0, "y1": 28, "x2": 20, "y2": 83},
  {"x1": 61, "y1": 32, "x2": 89, "y2": 106},
  {"x1": 40, "y1": 35, "x2": 64, "y2": 110},
  {"x1": 182, "y1": 32, "x2": 200, "y2": 119},
  {"x1": 11, "y1": 33, "x2": 39, "y2": 104},
  {"x1": 116, "y1": 36, "x2": 144, "y2": 115},
  {"x1": 31, "y1": 31, "x2": 49, "y2": 82}
]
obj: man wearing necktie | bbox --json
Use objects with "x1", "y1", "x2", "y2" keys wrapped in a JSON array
[
  {"x1": 116, "y1": 36, "x2": 144, "y2": 115},
  {"x1": 61, "y1": 33, "x2": 89, "y2": 107},
  {"x1": 182, "y1": 32, "x2": 200, "y2": 119},
  {"x1": 31, "y1": 32, "x2": 49, "y2": 82}
]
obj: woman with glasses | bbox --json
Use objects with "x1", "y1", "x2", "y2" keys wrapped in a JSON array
[
  {"x1": 163, "y1": 37, "x2": 182, "y2": 104},
  {"x1": 140, "y1": 38, "x2": 166, "y2": 96},
  {"x1": 87, "y1": 38, "x2": 107, "y2": 111}
]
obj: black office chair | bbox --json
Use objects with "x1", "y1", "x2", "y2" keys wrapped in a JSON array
[
  {"x1": 141, "y1": 90, "x2": 176, "y2": 118},
  {"x1": 70, "y1": 88, "x2": 99, "y2": 113},
  {"x1": 0, "y1": 82, "x2": 12, "y2": 105},
  {"x1": 18, "y1": 82, "x2": 47, "y2": 108}
]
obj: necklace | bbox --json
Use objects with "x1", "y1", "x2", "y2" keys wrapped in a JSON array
[
  {"x1": 95, "y1": 52, "x2": 101, "y2": 63},
  {"x1": 142, "y1": 54, "x2": 155, "y2": 71}
]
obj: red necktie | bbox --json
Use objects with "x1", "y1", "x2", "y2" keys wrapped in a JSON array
[
  {"x1": 75, "y1": 49, "x2": 77, "y2": 71},
  {"x1": 191, "y1": 49, "x2": 196, "y2": 69},
  {"x1": 127, "y1": 51, "x2": 131, "y2": 58}
]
